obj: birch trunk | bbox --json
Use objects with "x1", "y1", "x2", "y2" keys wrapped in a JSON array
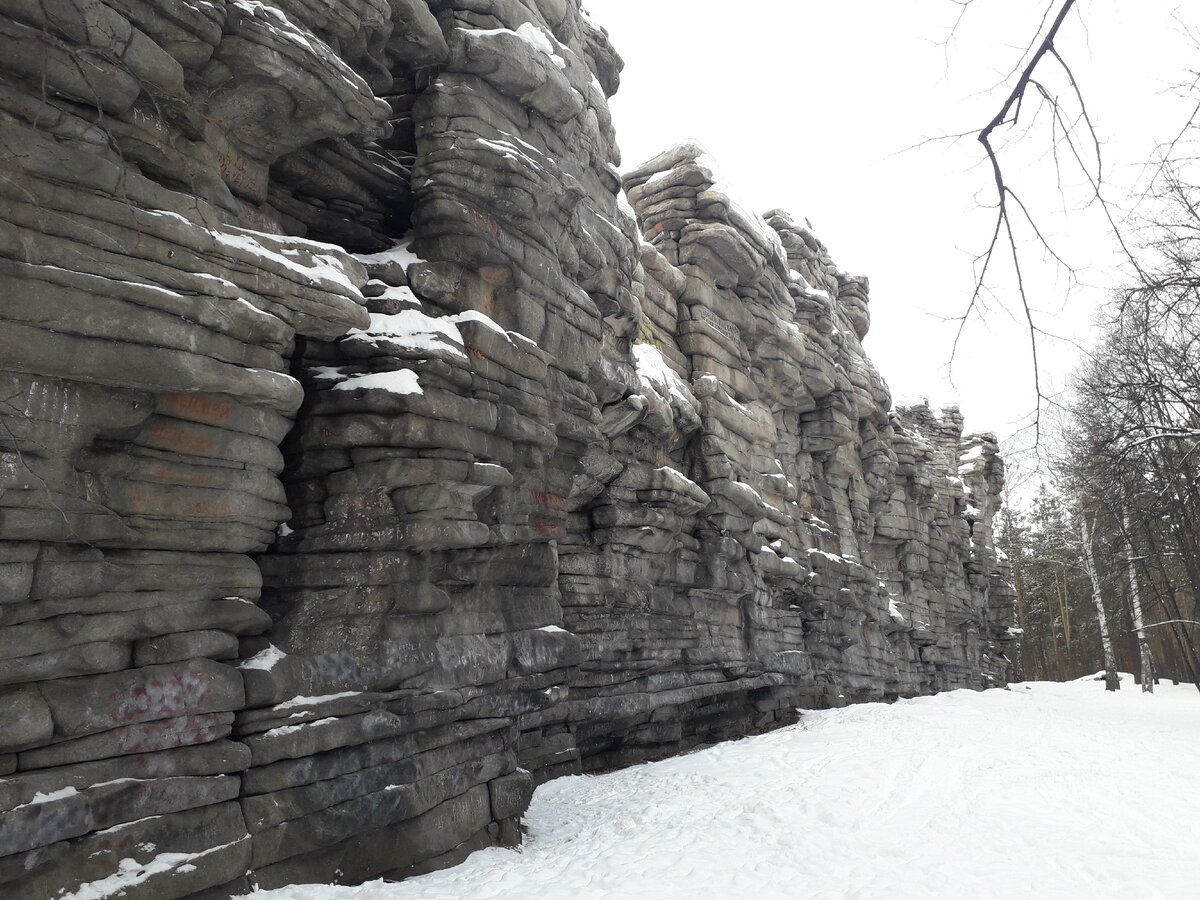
[
  {"x1": 1123, "y1": 510, "x2": 1154, "y2": 693},
  {"x1": 1080, "y1": 515, "x2": 1119, "y2": 692}
]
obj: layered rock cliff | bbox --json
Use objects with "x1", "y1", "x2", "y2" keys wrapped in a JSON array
[{"x1": 0, "y1": 1, "x2": 1018, "y2": 896}]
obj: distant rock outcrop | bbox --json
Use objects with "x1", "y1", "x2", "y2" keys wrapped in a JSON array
[{"x1": 0, "y1": 1, "x2": 1018, "y2": 896}]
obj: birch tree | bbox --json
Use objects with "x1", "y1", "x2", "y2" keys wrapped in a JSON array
[
  {"x1": 1080, "y1": 514, "x2": 1119, "y2": 691},
  {"x1": 1123, "y1": 510, "x2": 1155, "y2": 693}
]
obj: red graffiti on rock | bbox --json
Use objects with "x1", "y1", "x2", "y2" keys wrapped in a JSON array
[
  {"x1": 108, "y1": 672, "x2": 214, "y2": 726},
  {"x1": 114, "y1": 714, "x2": 227, "y2": 755}
]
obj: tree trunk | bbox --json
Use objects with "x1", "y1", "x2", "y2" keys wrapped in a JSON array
[
  {"x1": 1081, "y1": 515, "x2": 1119, "y2": 691},
  {"x1": 1139, "y1": 520, "x2": 1200, "y2": 692},
  {"x1": 1123, "y1": 510, "x2": 1155, "y2": 693},
  {"x1": 1060, "y1": 568, "x2": 1071, "y2": 651},
  {"x1": 1055, "y1": 570, "x2": 1071, "y2": 679},
  {"x1": 1013, "y1": 558, "x2": 1028, "y2": 679},
  {"x1": 1050, "y1": 619, "x2": 1065, "y2": 682}
]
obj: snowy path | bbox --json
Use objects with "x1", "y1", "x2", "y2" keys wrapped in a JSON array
[{"x1": 250, "y1": 679, "x2": 1200, "y2": 900}]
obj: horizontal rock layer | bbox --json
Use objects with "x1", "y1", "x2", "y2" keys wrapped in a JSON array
[{"x1": 0, "y1": 0, "x2": 1017, "y2": 897}]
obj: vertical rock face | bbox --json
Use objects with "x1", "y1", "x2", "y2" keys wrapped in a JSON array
[
  {"x1": 0, "y1": 1, "x2": 397, "y2": 895},
  {"x1": 556, "y1": 144, "x2": 1018, "y2": 767},
  {"x1": 0, "y1": 1, "x2": 1017, "y2": 897}
]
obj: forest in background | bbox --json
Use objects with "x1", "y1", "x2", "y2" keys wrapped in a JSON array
[{"x1": 1001, "y1": 164, "x2": 1200, "y2": 689}]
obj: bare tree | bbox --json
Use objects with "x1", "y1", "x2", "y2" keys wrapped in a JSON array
[
  {"x1": 964, "y1": 3, "x2": 1200, "y2": 690},
  {"x1": 967, "y1": 0, "x2": 1080, "y2": 428}
]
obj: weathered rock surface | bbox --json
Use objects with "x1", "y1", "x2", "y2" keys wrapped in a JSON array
[{"x1": 0, "y1": 0, "x2": 1018, "y2": 896}]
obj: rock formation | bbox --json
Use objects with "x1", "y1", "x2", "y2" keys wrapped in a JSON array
[{"x1": 0, "y1": 1, "x2": 1018, "y2": 896}]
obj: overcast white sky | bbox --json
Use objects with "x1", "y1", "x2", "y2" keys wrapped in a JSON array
[{"x1": 586, "y1": 0, "x2": 1196, "y2": 458}]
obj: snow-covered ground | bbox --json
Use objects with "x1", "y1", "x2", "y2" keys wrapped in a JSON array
[{"x1": 249, "y1": 677, "x2": 1199, "y2": 900}]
